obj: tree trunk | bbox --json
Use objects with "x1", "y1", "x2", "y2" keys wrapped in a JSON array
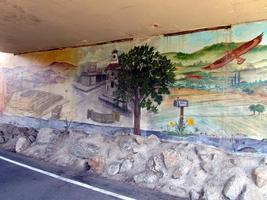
[{"x1": 133, "y1": 87, "x2": 141, "y2": 135}]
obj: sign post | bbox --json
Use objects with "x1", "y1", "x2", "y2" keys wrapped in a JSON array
[{"x1": 173, "y1": 97, "x2": 189, "y2": 128}]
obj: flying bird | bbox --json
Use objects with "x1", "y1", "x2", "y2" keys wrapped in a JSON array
[{"x1": 202, "y1": 33, "x2": 263, "y2": 70}]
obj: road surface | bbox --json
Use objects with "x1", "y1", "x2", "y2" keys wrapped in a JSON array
[{"x1": 0, "y1": 150, "x2": 183, "y2": 200}]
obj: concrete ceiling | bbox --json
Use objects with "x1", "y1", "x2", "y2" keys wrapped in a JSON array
[{"x1": 0, "y1": 0, "x2": 267, "y2": 54}]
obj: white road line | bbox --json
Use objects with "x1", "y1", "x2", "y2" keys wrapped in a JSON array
[{"x1": 0, "y1": 155, "x2": 136, "y2": 200}]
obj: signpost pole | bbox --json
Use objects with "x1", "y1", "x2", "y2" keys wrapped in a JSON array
[
  {"x1": 179, "y1": 106, "x2": 184, "y2": 128},
  {"x1": 173, "y1": 97, "x2": 188, "y2": 129}
]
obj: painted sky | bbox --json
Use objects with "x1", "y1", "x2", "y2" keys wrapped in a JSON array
[{"x1": 157, "y1": 20, "x2": 267, "y2": 54}]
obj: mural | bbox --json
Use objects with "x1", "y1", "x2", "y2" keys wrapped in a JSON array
[{"x1": 0, "y1": 20, "x2": 267, "y2": 139}]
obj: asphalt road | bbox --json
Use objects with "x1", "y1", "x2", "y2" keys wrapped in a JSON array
[{"x1": 0, "y1": 150, "x2": 184, "y2": 200}]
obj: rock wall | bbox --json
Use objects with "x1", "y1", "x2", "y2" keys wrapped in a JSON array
[
  {"x1": 0, "y1": 123, "x2": 266, "y2": 199},
  {"x1": 1, "y1": 114, "x2": 267, "y2": 154}
]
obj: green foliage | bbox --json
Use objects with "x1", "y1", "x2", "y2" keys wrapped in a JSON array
[
  {"x1": 255, "y1": 104, "x2": 265, "y2": 114},
  {"x1": 116, "y1": 45, "x2": 176, "y2": 113},
  {"x1": 249, "y1": 104, "x2": 257, "y2": 115},
  {"x1": 242, "y1": 88, "x2": 254, "y2": 95},
  {"x1": 175, "y1": 42, "x2": 239, "y2": 61},
  {"x1": 249, "y1": 104, "x2": 265, "y2": 115}
]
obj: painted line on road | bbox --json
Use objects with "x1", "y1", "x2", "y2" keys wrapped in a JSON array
[{"x1": 0, "y1": 155, "x2": 136, "y2": 200}]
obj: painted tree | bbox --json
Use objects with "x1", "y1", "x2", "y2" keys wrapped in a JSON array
[
  {"x1": 116, "y1": 45, "x2": 176, "y2": 135},
  {"x1": 255, "y1": 104, "x2": 265, "y2": 115},
  {"x1": 249, "y1": 104, "x2": 257, "y2": 115}
]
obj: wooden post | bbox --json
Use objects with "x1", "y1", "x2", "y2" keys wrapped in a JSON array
[{"x1": 179, "y1": 106, "x2": 184, "y2": 128}]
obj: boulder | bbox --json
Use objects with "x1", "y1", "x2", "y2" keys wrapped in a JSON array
[
  {"x1": 70, "y1": 142, "x2": 99, "y2": 159},
  {"x1": 223, "y1": 175, "x2": 246, "y2": 200},
  {"x1": 88, "y1": 155, "x2": 106, "y2": 174},
  {"x1": 162, "y1": 148, "x2": 181, "y2": 168},
  {"x1": 120, "y1": 159, "x2": 133, "y2": 173},
  {"x1": 239, "y1": 185, "x2": 264, "y2": 200},
  {"x1": 147, "y1": 154, "x2": 167, "y2": 176},
  {"x1": 15, "y1": 137, "x2": 31, "y2": 153},
  {"x1": 194, "y1": 145, "x2": 216, "y2": 162},
  {"x1": 118, "y1": 136, "x2": 136, "y2": 151},
  {"x1": 0, "y1": 135, "x2": 5, "y2": 144},
  {"x1": 189, "y1": 189, "x2": 200, "y2": 200},
  {"x1": 145, "y1": 135, "x2": 160, "y2": 147},
  {"x1": 134, "y1": 135, "x2": 144, "y2": 145},
  {"x1": 204, "y1": 185, "x2": 223, "y2": 200},
  {"x1": 107, "y1": 162, "x2": 121, "y2": 175},
  {"x1": 36, "y1": 128, "x2": 57, "y2": 144},
  {"x1": 172, "y1": 168, "x2": 183, "y2": 179},
  {"x1": 261, "y1": 157, "x2": 267, "y2": 165},
  {"x1": 253, "y1": 165, "x2": 267, "y2": 188},
  {"x1": 172, "y1": 159, "x2": 193, "y2": 179},
  {"x1": 133, "y1": 171, "x2": 159, "y2": 185}
]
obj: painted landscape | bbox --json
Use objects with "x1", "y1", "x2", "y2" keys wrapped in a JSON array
[
  {"x1": 1, "y1": 21, "x2": 267, "y2": 139},
  {"x1": 149, "y1": 28, "x2": 267, "y2": 138}
]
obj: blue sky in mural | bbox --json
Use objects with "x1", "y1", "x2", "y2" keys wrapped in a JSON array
[
  {"x1": 157, "y1": 20, "x2": 267, "y2": 53},
  {"x1": 232, "y1": 21, "x2": 267, "y2": 45}
]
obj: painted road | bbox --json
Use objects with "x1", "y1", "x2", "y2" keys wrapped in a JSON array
[{"x1": 0, "y1": 150, "x2": 181, "y2": 200}]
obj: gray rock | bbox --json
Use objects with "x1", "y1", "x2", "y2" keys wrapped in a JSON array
[
  {"x1": 107, "y1": 162, "x2": 121, "y2": 175},
  {"x1": 88, "y1": 155, "x2": 106, "y2": 173},
  {"x1": 151, "y1": 154, "x2": 167, "y2": 176},
  {"x1": 223, "y1": 175, "x2": 246, "y2": 200},
  {"x1": 0, "y1": 135, "x2": 5, "y2": 144},
  {"x1": 15, "y1": 137, "x2": 30, "y2": 153},
  {"x1": 162, "y1": 148, "x2": 181, "y2": 168},
  {"x1": 120, "y1": 159, "x2": 133, "y2": 173},
  {"x1": 36, "y1": 128, "x2": 57, "y2": 144},
  {"x1": 253, "y1": 165, "x2": 267, "y2": 188},
  {"x1": 262, "y1": 157, "x2": 267, "y2": 165},
  {"x1": 189, "y1": 190, "x2": 200, "y2": 200},
  {"x1": 195, "y1": 146, "x2": 215, "y2": 162},
  {"x1": 239, "y1": 185, "x2": 264, "y2": 200},
  {"x1": 133, "y1": 171, "x2": 158, "y2": 184},
  {"x1": 204, "y1": 185, "x2": 223, "y2": 200},
  {"x1": 145, "y1": 135, "x2": 160, "y2": 147},
  {"x1": 70, "y1": 142, "x2": 100, "y2": 159},
  {"x1": 172, "y1": 160, "x2": 192, "y2": 179}
]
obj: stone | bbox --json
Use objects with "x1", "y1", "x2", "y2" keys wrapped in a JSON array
[
  {"x1": 145, "y1": 134, "x2": 160, "y2": 147},
  {"x1": 133, "y1": 171, "x2": 158, "y2": 185},
  {"x1": 253, "y1": 165, "x2": 267, "y2": 188},
  {"x1": 70, "y1": 142, "x2": 99, "y2": 159},
  {"x1": 162, "y1": 148, "x2": 181, "y2": 168},
  {"x1": 189, "y1": 190, "x2": 200, "y2": 200},
  {"x1": 107, "y1": 162, "x2": 121, "y2": 175},
  {"x1": 239, "y1": 185, "x2": 264, "y2": 200},
  {"x1": 200, "y1": 161, "x2": 213, "y2": 173},
  {"x1": 204, "y1": 185, "x2": 223, "y2": 200},
  {"x1": 135, "y1": 135, "x2": 144, "y2": 145},
  {"x1": 88, "y1": 155, "x2": 105, "y2": 174},
  {"x1": 36, "y1": 128, "x2": 57, "y2": 144},
  {"x1": 118, "y1": 136, "x2": 136, "y2": 151},
  {"x1": 0, "y1": 135, "x2": 5, "y2": 144},
  {"x1": 120, "y1": 159, "x2": 133, "y2": 173},
  {"x1": 172, "y1": 168, "x2": 183, "y2": 179},
  {"x1": 148, "y1": 154, "x2": 167, "y2": 176},
  {"x1": 172, "y1": 160, "x2": 192, "y2": 179},
  {"x1": 223, "y1": 175, "x2": 246, "y2": 200},
  {"x1": 15, "y1": 137, "x2": 30, "y2": 153},
  {"x1": 26, "y1": 128, "x2": 38, "y2": 143},
  {"x1": 261, "y1": 157, "x2": 267, "y2": 165}
]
